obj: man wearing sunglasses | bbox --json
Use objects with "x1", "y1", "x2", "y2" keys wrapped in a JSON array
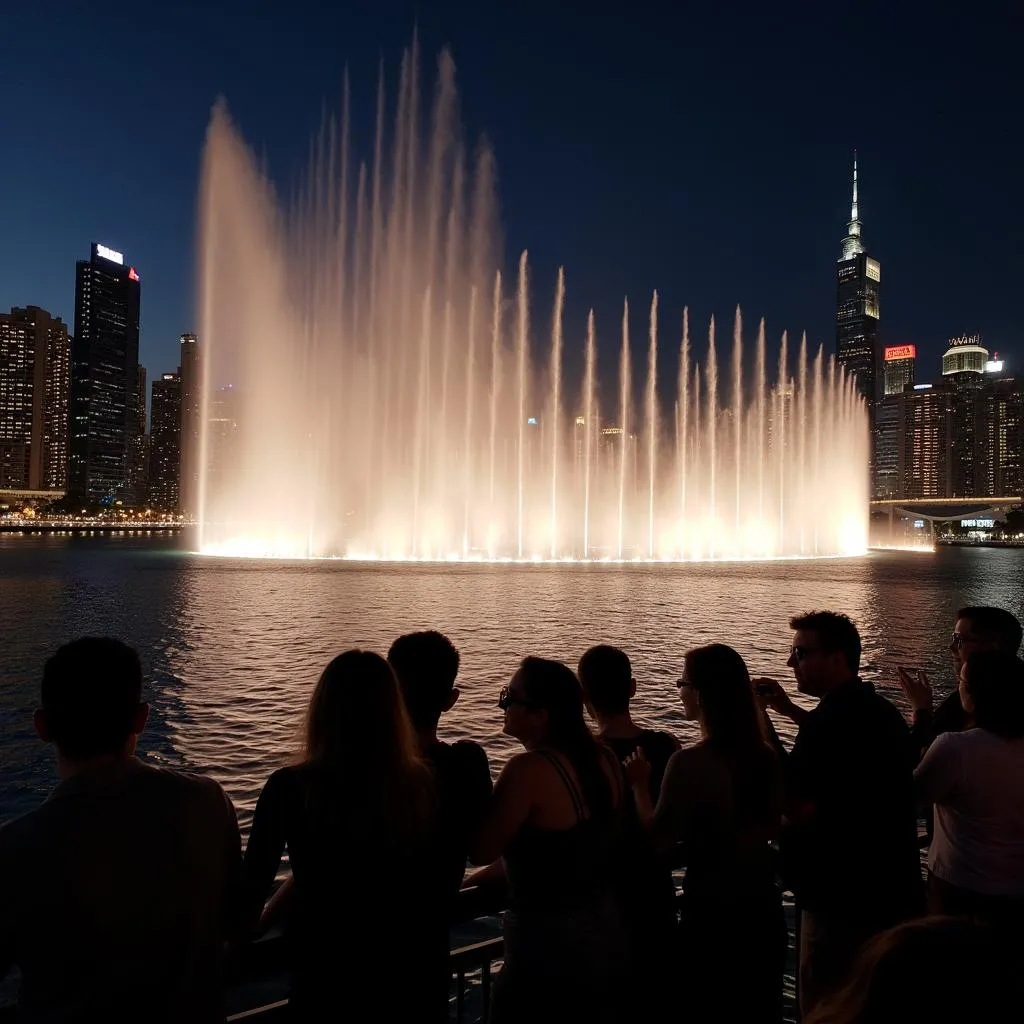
[
  {"x1": 897, "y1": 606, "x2": 1023, "y2": 753},
  {"x1": 755, "y1": 610, "x2": 922, "y2": 1018}
]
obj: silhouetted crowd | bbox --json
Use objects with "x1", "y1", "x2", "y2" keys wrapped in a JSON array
[{"x1": 2, "y1": 606, "x2": 1023, "y2": 1023}]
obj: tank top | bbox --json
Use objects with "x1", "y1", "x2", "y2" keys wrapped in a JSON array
[{"x1": 503, "y1": 747, "x2": 620, "y2": 914}]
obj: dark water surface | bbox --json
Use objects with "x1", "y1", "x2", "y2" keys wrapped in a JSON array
[{"x1": 3, "y1": 534, "x2": 1022, "y2": 829}]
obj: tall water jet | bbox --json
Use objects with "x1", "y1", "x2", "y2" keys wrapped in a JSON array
[
  {"x1": 549, "y1": 268, "x2": 564, "y2": 559},
  {"x1": 197, "y1": 43, "x2": 869, "y2": 562},
  {"x1": 646, "y1": 292, "x2": 658, "y2": 558},
  {"x1": 756, "y1": 318, "x2": 766, "y2": 523},
  {"x1": 706, "y1": 317, "x2": 718, "y2": 556},
  {"x1": 678, "y1": 309, "x2": 690, "y2": 523},
  {"x1": 618, "y1": 300, "x2": 631, "y2": 560},
  {"x1": 732, "y1": 307, "x2": 743, "y2": 543},
  {"x1": 583, "y1": 310, "x2": 596, "y2": 559},
  {"x1": 516, "y1": 252, "x2": 528, "y2": 559}
]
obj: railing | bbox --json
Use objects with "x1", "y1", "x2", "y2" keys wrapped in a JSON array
[{"x1": 222, "y1": 885, "x2": 507, "y2": 1022}]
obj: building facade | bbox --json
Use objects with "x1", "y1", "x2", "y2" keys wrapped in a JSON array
[
  {"x1": 885, "y1": 336, "x2": 1023, "y2": 502},
  {"x1": 883, "y1": 345, "x2": 916, "y2": 396},
  {"x1": 148, "y1": 372, "x2": 182, "y2": 510},
  {"x1": 901, "y1": 384, "x2": 951, "y2": 499},
  {"x1": 982, "y1": 375, "x2": 1023, "y2": 497},
  {"x1": 125, "y1": 364, "x2": 149, "y2": 505},
  {"x1": 835, "y1": 157, "x2": 881, "y2": 495},
  {"x1": 68, "y1": 243, "x2": 142, "y2": 503},
  {"x1": 0, "y1": 306, "x2": 71, "y2": 491}
]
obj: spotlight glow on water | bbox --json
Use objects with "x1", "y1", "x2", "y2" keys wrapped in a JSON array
[{"x1": 197, "y1": 41, "x2": 870, "y2": 563}]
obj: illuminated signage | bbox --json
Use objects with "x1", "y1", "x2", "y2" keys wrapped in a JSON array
[
  {"x1": 960, "y1": 519, "x2": 995, "y2": 529},
  {"x1": 885, "y1": 345, "x2": 916, "y2": 361},
  {"x1": 128, "y1": 267, "x2": 140, "y2": 282},
  {"x1": 527, "y1": 417, "x2": 538, "y2": 426},
  {"x1": 95, "y1": 243, "x2": 123, "y2": 265},
  {"x1": 913, "y1": 384, "x2": 933, "y2": 390},
  {"x1": 913, "y1": 520, "x2": 925, "y2": 529},
  {"x1": 865, "y1": 258, "x2": 881, "y2": 282},
  {"x1": 984, "y1": 360, "x2": 1004, "y2": 373}
]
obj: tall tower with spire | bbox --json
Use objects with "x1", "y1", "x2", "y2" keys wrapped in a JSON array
[{"x1": 835, "y1": 153, "x2": 881, "y2": 491}]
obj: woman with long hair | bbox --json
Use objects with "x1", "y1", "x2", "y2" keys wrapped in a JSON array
[
  {"x1": 469, "y1": 656, "x2": 629, "y2": 1024},
  {"x1": 626, "y1": 643, "x2": 785, "y2": 1023},
  {"x1": 243, "y1": 650, "x2": 444, "y2": 1020}
]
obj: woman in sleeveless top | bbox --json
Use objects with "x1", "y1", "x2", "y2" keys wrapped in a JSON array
[
  {"x1": 243, "y1": 651, "x2": 446, "y2": 1022},
  {"x1": 470, "y1": 657, "x2": 629, "y2": 1024},
  {"x1": 626, "y1": 644, "x2": 785, "y2": 1023}
]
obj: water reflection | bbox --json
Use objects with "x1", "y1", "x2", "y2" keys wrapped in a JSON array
[{"x1": 2, "y1": 535, "x2": 1022, "y2": 831}]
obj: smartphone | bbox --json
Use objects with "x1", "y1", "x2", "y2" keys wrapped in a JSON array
[{"x1": 754, "y1": 681, "x2": 776, "y2": 696}]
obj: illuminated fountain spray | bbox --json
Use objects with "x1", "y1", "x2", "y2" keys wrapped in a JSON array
[{"x1": 197, "y1": 41, "x2": 869, "y2": 561}]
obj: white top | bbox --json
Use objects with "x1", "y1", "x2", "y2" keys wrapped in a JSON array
[{"x1": 915, "y1": 728, "x2": 1024, "y2": 897}]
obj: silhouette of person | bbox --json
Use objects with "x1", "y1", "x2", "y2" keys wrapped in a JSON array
[
  {"x1": 756, "y1": 611, "x2": 923, "y2": 1017},
  {"x1": 915, "y1": 650, "x2": 1024, "y2": 932},
  {"x1": 388, "y1": 630, "x2": 493, "y2": 902},
  {"x1": 0, "y1": 637, "x2": 242, "y2": 1024},
  {"x1": 471, "y1": 657, "x2": 629, "y2": 1024},
  {"x1": 579, "y1": 644, "x2": 678, "y2": 1012},
  {"x1": 805, "y1": 917, "x2": 1017, "y2": 1024},
  {"x1": 626, "y1": 643, "x2": 785, "y2": 1023},
  {"x1": 242, "y1": 651, "x2": 447, "y2": 1022},
  {"x1": 897, "y1": 606, "x2": 1023, "y2": 752}
]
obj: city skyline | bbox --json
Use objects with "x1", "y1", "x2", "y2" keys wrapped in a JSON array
[{"x1": 1, "y1": 3, "x2": 1021, "y2": 384}]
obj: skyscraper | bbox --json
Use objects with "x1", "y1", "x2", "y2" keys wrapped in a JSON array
[
  {"x1": 68, "y1": 243, "x2": 141, "y2": 503},
  {"x1": 982, "y1": 374, "x2": 1023, "y2": 497},
  {"x1": 179, "y1": 332, "x2": 200, "y2": 514},
  {"x1": 902, "y1": 384, "x2": 951, "y2": 499},
  {"x1": 835, "y1": 156, "x2": 880, "y2": 489},
  {"x1": 126, "y1": 364, "x2": 149, "y2": 504},
  {"x1": 148, "y1": 372, "x2": 182, "y2": 510},
  {"x1": 0, "y1": 306, "x2": 70, "y2": 490},
  {"x1": 883, "y1": 345, "x2": 916, "y2": 396}
]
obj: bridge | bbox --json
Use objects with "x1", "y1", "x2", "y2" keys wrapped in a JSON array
[{"x1": 870, "y1": 496, "x2": 1021, "y2": 522}]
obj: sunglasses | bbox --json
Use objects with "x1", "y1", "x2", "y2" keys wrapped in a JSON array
[
  {"x1": 790, "y1": 645, "x2": 821, "y2": 662},
  {"x1": 497, "y1": 686, "x2": 535, "y2": 710}
]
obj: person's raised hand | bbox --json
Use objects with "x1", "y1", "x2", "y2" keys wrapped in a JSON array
[
  {"x1": 752, "y1": 677, "x2": 794, "y2": 716},
  {"x1": 897, "y1": 667, "x2": 933, "y2": 714},
  {"x1": 623, "y1": 748, "x2": 651, "y2": 790}
]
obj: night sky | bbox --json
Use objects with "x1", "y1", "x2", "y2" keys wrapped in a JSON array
[{"x1": 2, "y1": 1, "x2": 1021, "y2": 399}]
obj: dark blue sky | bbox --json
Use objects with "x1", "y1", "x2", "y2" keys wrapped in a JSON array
[{"x1": 2, "y1": 1, "x2": 1021, "y2": 387}]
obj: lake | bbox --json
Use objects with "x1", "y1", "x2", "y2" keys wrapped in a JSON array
[{"x1": 2, "y1": 533, "x2": 1022, "y2": 829}]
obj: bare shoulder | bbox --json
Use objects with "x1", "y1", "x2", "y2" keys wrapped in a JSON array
[
  {"x1": 663, "y1": 743, "x2": 722, "y2": 787},
  {"x1": 497, "y1": 749, "x2": 549, "y2": 783}
]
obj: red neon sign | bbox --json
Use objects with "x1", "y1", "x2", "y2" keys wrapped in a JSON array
[
  {"x1": 128, "y1": 267, "x2": 140, "y2": 282},
  {"x1": 885, "y1": 344, "x2": 916, "y2": 361}
]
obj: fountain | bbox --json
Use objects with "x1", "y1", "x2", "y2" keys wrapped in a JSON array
[{"x1": 197, "y1": 42, "x2": 869, "y2": 561}]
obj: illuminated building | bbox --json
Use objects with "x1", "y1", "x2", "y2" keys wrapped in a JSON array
[
  {"x1": 0, "y1": 306, "x2": 70, "y2": 490},
  {"x1": 883, "y1": 345, "x2": 916, "y2": 396},
  {"x1": 69, "y1": 243, "x2": 142, "y2": 502},
  {"x1": 179, "y1": 333, "x2": 201, "y2": 514},
  {"x1": 126, "y1": 364, "x2": 149, "y2": 504},
  {"x1": 148, "y1": 372, "x2": 182, "y2": 510},
  {"x1": 901, "y1": 384, "x2": 951, "y2": 499},
  {"x1": 835, "y1": 155, "x2": 880, "y2": 491},
  {"x1": 981, "y1": 374, "x2": 1023, "y2": 498},
  {"x1": 942, "y1": 334, "x2": 988, "y2": 376}
]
